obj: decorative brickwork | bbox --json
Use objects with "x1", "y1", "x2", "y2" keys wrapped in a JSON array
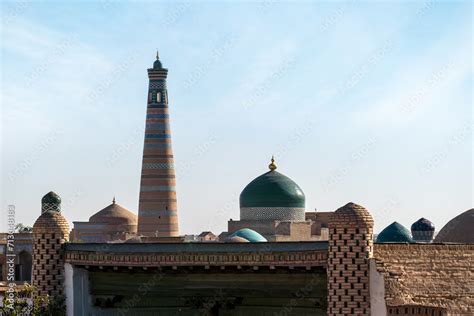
[
  {"x1": 387, "y1": 305, "x2": 446, "y2": 316},
  {"x1": 328, "y1": 202, "x2": 374, "y2": 316},
  {"x1": 32, "y1": 209, "x2": 69, "y2": 298},
  {"x1": 138, "y1": 52, "x2": 179, "y2": 237},
  {"x1": 64, "y1": 242, "x2": 328, "y2": 268},
  {"x1": 240, "y1": 207, "x2": 305, "y2": 221}
]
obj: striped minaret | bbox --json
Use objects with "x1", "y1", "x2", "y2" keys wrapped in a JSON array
[{"x1": 137, "y1": 51, "x2": 179, "y2": 237}]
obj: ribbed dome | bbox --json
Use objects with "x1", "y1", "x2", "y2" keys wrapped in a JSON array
[
  {"x1": 376, "y1": 222, "x2": 412, "y2": 243},
  {"x1": 89, "y1": 200, "x2": 137, "y2": 225},
  {"x1": 240, "y1": 170, "x2": 305, "y2": 208},
  {"x1": 41, "y1": 191, "x2": 61, "y2": 213},
  {"x1": 230, "y1": 228, "x2": 267, "y2": 242},
  {"x1": 411, "y1": 218, "x2": 435, "y2": 231},
  {"x1": 41, "y1": 191, "x2": 61, "y2": 204},
  {"x1": 411, "y1": 218, "x2": 435, "y2": 242},
  {"x1": 434, "y1": 209, "x2": 474, "y2": 243}
]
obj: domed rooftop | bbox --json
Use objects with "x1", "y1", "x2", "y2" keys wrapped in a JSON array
[
  {"x1": 152, "y1": 50, "x2": 165, "y2": 69},
  {"x1": 330, "y1": 202, "x2": 374, "y2": 227},
  {"x1": 230, "y1": 228, "x2": 267, "y2": 242},
  {"x1": 240, "y1": 157, "x2": 305, "y2": 221},
  {"x1": 89, "y1": 198, "x2": 138, "y2": 225},
  {"x1": 33, "y1": 210, "x2": 69, "y2": 233},
  {"x1": 411, "y1": 218, "x2": 435, "y2": 232},
  {"x1": 41, "y1": 191, "x2": 61, "y2": 204},
  {"x1": 376, "y1": 222, "x2": 412, "y2": 243},
  {"x1": 411, "y1": 217, "x2": 435, "y2": 242},
  {"x1": 41, "y1": 191, "x2": 61, "y2": 213},
  {"x1": 434, "y1": 209, "x2": 474, "y2": 243},
  {"x1": 225, "y1": 236, "x2": 250, "y2": 243}
]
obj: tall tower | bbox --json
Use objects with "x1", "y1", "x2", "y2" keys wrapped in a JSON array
[
  {"x1": 328, "y1": 202, "x2": 374, "y2": 316},
  {"x1": 137, "y1": 51, "x2": 179, "y2": 237},
  {"x1": 32, "y1": 191, "x2": 70, "y2": 298}
]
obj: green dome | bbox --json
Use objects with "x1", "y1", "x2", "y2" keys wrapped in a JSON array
[
  {"x1": 41, "y1": 191, "x2": 61, "y2": 204},
  {"x1": 376, "y1": 222, "x2": 412, "y2": 243},
  {"x1": 230, "y1": 228, "x2": 267, "y2": 242},
  {"x1": 240, "y1": 170, "x2": 305, "y2": 208}
]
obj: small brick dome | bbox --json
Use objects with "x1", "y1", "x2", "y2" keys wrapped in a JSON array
[
  {"x1": 329, "y1": 202, "x2": 374, "y2": 227},
  {"x1": 434, "y1": 209, "x2": 474, "y2": 243},
  {"x1": 376, "y1": 222, "x2": 412, "y2": 243},
  {"x1": 33, "y1": 210, "x2": 70, "y2": 233}
]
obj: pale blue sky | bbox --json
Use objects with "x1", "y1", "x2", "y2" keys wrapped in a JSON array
[{"x1": 1, "y1": 1, "x2": 472, "y2": 235}]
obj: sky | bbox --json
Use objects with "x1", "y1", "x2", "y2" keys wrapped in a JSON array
[{"x1": 1, "y1": 0, "x2": 472, "y2": 235}]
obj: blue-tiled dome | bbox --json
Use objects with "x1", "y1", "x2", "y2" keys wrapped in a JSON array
[
  {"x1": 230, "y1": 228, "x2": 267, "y2": 242},
  {"x1": 411, "y1": 218, "x2": 435, "y2": 231},
  {"x1": 376, "y1": 222, "x2": 412, "y2": 243},
  {"x1": 411, "y1": 218, "x2": 435, "y2": 242},
  {"x1": 225, "y1": 236, "x2": 250, "y2": 243}
]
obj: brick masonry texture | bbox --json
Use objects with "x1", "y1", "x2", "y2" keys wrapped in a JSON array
[
  {"x1": 328, "y1": 202, "x2": 374, "y2": 316},
  {"x1": 373, "y1": 243, "x2": 474, "y2": 315},
  {"x1": 32, "y1": 211, "x2": 70, "y2": 298},
  {"x1": 137, "y1": 62, "x2": 179, "y2": 237}
]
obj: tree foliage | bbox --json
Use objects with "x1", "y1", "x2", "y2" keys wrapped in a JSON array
[{"x1": 0, "y1": 284, "x2": 66, "y2": 316}]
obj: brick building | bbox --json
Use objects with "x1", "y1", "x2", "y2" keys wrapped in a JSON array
[{"x1": 3, "y1": 53, "x2": 472, "y2": 315}]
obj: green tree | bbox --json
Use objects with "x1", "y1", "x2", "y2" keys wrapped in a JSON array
[{"x1": 0, "y1": 283, "x2": 66, "y2": 316}]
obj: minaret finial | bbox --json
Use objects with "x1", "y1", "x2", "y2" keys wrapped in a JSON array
[
  {"x1": 112, "y1": 196, "x2": 116, "y2": 204},
  {"x1": 156, "y1": 50, "x2": 160, "y2": 60},
  {"x1": 269, "y1": 155, "x2": 277, "y2": 171}
]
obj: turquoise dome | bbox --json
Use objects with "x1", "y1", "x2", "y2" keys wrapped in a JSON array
[
  {"x1": 240, "y1": 170, "x2": 305, "y2": 208},
  {"x1": 376, "y1": 222, "x2": 412, "y2": 243},
  {"x1": 230, "y1": 228, "x2": 267, "y2": 242},
  {"x1": 41, "y1": 191, "x2": 61, "y2": 205}
]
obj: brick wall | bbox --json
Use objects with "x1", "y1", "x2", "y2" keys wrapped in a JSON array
[{"x1": 374, "y1": 243, "x2": 474, "y2": 315}]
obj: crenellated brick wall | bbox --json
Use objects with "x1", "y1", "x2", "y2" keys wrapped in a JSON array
[{"x1": 374, "y1": 243, "x2": 474, "y2": 315}]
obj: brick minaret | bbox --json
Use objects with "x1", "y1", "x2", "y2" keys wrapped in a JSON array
[
  {"x1": 137, "y1": 51, "x2": 179, "y2": 237},
  {"x1": 328, "y1": 202, "x2": 374, "y2": 316},
  {"x1": 32, "y1": 191, "x2": 70, "y2": 298}
]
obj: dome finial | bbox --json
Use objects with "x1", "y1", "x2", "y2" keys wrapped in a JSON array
[
  {"x1": 269, "y1": 155, "x2": 277, "y2": 171},
  {"x1": 156, "y1": 49, "x2": 160, "y2": 60}
]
